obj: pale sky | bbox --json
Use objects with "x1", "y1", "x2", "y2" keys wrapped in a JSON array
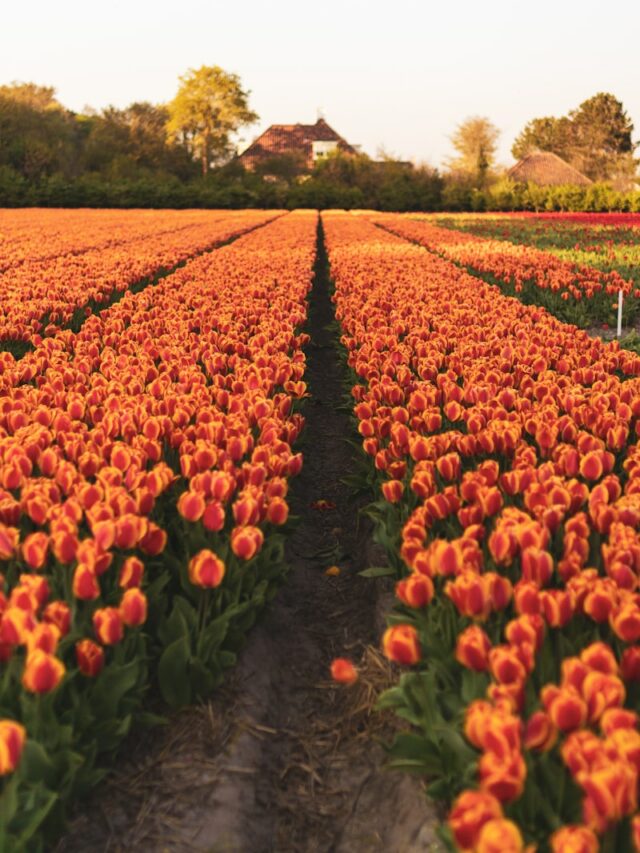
[{"x1": 2, "y1": 0, "x2": 639, "y2": 169}]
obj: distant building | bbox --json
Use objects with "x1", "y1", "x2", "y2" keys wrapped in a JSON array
[
  {"x1": 507, "y1": 151, "x2": 592, "y2": 186},
  {"x1": 239, "y1": 118, "x2": 357, "y2": 172}
]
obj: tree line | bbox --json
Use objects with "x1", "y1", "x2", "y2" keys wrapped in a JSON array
[{"x1": 0, "y1": 69, "x2": 637, "y2": 210}]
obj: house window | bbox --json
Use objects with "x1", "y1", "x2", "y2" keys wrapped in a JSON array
[{"x1": 312, "y1": 140, "x2": 338, "y2": 161}]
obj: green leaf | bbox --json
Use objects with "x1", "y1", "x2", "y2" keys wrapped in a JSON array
[
  {"x1": 90, "y1": 659, "x2": 142, "y2": 720},
  {"x1": 0, "y1": 775, "x2": 19, "y2": 826},
  {"x1": 358, "y1": 565, "x2": 395, "y2": 578},
  {"x1": 14, "y1": 789, "x2": 58, "y2": 847},
  {"x1": 20, "y1": 740, "x2": 55, "y2": 787},
  {"x1": 387, "y1": 733, "x2": 443, "y2": 775},
  {"x1": 219, "y1": 650, "x2": 237, "y2": 668},
  {"x1": 426, "y1": 778, "x2": 452, "y2": 800},
  {"x1": 189, "y1": 657, "x2": 215, "y2": 699},
  {"x1": 461, "y1": 669, "x2": 489, "y2": 704},
  {"x1": 438, "y1": 727, "x2": 478, "y2": 768},
  {"x1": 158, "y1": 635, "x2": 192, "y2": 707},
  {"x1": 135, "y1": 711, "x2": 168, "y2": 729},
  {"x1": 158, "y1": 600, "x2": 190, "y2": 647}
]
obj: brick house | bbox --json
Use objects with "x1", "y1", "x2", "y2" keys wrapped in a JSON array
[{"x1": 239, "y1": 118, "x2": 356, "y2": 172}]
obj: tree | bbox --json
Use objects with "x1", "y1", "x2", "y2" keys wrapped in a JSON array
[
  {"x1": 446, "y1": 117, "x2": 499, "y2": 188},
  {"x1": 511, "y1": 116, "x2": 573, "y2": 161},
  {"x1": 167, "y1": 66, "x2": 258, "y2": 175},
  {"x1": 569, "y1": 93, "x2": 636, "y2": 181},
  {"x1": 511, "y1": 93, "x2": 637, "y2": 183},
  {"x1": 82, "y1": 102, "x2": 195, "y2": 179},
  {"x1": 0, "y1": 82, "x2": 79, "y2": 179}
]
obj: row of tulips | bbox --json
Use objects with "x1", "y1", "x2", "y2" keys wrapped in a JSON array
[
  {"x1": 0, "y1": 210, "x2": 280, "y2": 348},
  {"x1": 322, "y1": 210, "x2": 640, "y2": 851},
  {"x1": 433, "y1": 213, "x2": 640, "y2": 256},
  {"x1": 0, "y1": 210, "x2": 317, "y2": 850},
  {"x1": 0, "y1": 209, "x2": 232, "y2": 273},
  {"x1": 367, "y1": 212, "x2": 638, "y2": 330},
  {"x1": 432, "y1": 213, "x2": 640, "y2": 324}
]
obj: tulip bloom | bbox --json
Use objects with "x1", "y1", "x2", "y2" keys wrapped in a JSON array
[
  {"x1": 382, "y1": 624, "x2": 421, "y2": 665},
  {"x1": 72, "y1": 563, "x2": 100, "y2": 600},
  {"x1": 21, "y1": 532, "x2": 49, "y2": 570},
  {"x1": 76, "y1": 639, "x2": 105, "y2": 677},
  {"x1": 448, "y1": 789, "x2": 503, "y2": 851},
  {"x1": 22, "y1": 649, "x2": 65, "y2": 693},
  {"x1": 455, "y1": 625, "x2": 492, "y2": 672},
  {"x1": 550, "y1": 825, "x2": 599, "y2": 853},
  {"x1": 119, "y1": 556, "x2": 145, "y2": 589},
  {"x1": 177, "y1": 490, "x2": 206, "y2": 522},
  {"x1": 43, "y1": 600, "x2": 71, "y2": 636},
  {"x1": 119, "y1": 588, "x2": 148, "y2": 627},
  {"x1": 0, "y1": 720, "x2": 26, "y2": 776},
  {"x1": 544, "y1": 687, "x2": 588, "y2": 732},
  {"x1": 188, "y1": 549, "x2": 225, "y2": 588},
  {"x1": 524, "y1": 711, "x2": 556, "y2": 752},
  {"x1": 476, "y1": 818, "x2": 525, "y2": 853},
  {"x1": 330, "y1": 658, "x2": 358, "y2": 685},
  {"x1": 382, "y1": 479, "x2": 404, "y2": 503},
  {"x1": 395, "y1": 573, "x2": 434, "y2": 609},
  {"x1": 93, "y1": 607, "x2": 124, "y2": 645},
  {"x1": 230, "y1": 525, "x2": 264, "y2": 561}
]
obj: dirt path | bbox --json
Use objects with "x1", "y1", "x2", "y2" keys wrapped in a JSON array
[{"x1": 57, "y1": 220, "x2": 439, "y2": 853}]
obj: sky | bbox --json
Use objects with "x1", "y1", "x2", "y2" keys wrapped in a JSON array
[{"x1": 2, "y1": 0, "x2": 639, "y2": 169}]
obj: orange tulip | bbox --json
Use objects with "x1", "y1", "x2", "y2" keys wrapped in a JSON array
[
  {"x1": 230, "y1": 525, "x2": 264, "y2": 560},
  {"x1": 330, "y1": 658, "x2": 358, "y2": 685},
  {"x1": 72, "y1": 563, "x2": 100, "y2": 600},
  {"x1": 455, "y1": 625, "x2": 492, "y2": 672},
  {"x1": 76, "y1": 639, "x2": 105, "y2": 677},
  {"x1": 119, "y1": 556, "x2": 145, "y2": 589},
  {"x1": 448, "y1": 789, "x2": 503, "y2": 851},
  {"x1": 22, "y1": 649, "x2": 65, "y2": 693},
  {"x1": 42, "y1": 600, "x2": 71, "y2": 636},
  {"x1": 0, "y1": 720, "x2": 26, "y2": 776},
  {"x1": 524, "y1": 711, "x2": 557, "y2": 752},
  {"x1": 395, "y1": 573, "x2": 434, "y2": 609},
  {"x1": 188, "y1": 549, "x2": 225, "y2": 588},
  {"x1": 382, "y1": 624, "x2": 421, "y2": 665},
  {"x1": 476, "y1": 818, "x2": 525, "y2": 853},
  {"x1": 550, "y1": 826, "x2": 599, "y2": 853},
  {"x1": 119, "y1": 588, "x2": 147, "y2": 627},
  {"x1": 93, "y1": 607, "x2": 124, "y2": 645}
]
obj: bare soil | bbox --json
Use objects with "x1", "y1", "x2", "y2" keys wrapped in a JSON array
[{"x1": 55, "y1": 223, "x2": 440, "y2": 853}]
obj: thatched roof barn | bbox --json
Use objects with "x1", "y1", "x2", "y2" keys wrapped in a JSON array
[{"x1": 507, "y1": 151, "x2": 592, "y2": 186}]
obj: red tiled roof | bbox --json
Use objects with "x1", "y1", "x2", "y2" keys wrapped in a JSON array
[{"x1": 239, "y1": 119, "x2": 356, "y2": 170}]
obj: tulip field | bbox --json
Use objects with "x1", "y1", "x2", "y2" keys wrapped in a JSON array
[
  {"x1": 372, "y1": 212, "x2": 640, "y2": 332},
  {"x1": 3, "y1": 208, "x2": 640, "y2": 851},
  {"x1": 0, "y1": 208, "x2": 315, "y2": 848}
]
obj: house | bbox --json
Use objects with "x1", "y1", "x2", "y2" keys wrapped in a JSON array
[
  {"x1": 239, "y1": 118, "x2": 357, "y2": 172},
  {"x1": 507, "y1": 151, "x2": 592, "y2": 186}
]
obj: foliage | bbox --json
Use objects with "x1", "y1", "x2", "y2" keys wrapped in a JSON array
[
  {"x1": 512, "y1": 92, "x2": 638, "y2": 184},
  {"x1": 166, "y1": 65, "x2": 258, "y2": 175},
  {"x1": 511, "y1": 116, "x2": 574, "y2": 163},
  {"x1": 445, "y1": 117, "x2": 500, "y2": 189},
  {"x1": 0, "y1": 83, "x2": 80, "y2": 180},
  {"x1": 570, "y1": 93, "x2": 637, "y2": 183},
  {"x1": 82, "y1": 102, "x2": 195, "y2": 180},
  {"x1": 289, "y1": 152, "x2": 443, "y2": 211}
]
